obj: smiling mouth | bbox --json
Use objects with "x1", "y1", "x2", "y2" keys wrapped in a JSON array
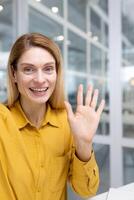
[{"x1": 29, "y1": 87, "x2": 48, "y2": 93}]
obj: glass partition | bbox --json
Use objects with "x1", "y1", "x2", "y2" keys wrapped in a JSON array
[
  {"x1": 90, "y1": 8, "x2": 101, "y2": 43},
  {"x1": 67, "y1": 74, "x2": 87, "y2": 110},
  {"x1": 90, "y1": 78, "x2": 109, "y2": 135},
  {"x1": 29, "y1": 7, "x2": 64, "y2": 53},
  {"x1": 68, "y1": 31, "x2": 86, "y2": 72},
  {"x1": 123, "y1": 147, "x2": 134, "y2": 184},
  {"x1": 94, "y1": 144, "x2": 110, "y2": 193},
  {"x1": 90, "y1": 45, "x2": 102, "y2": 76},
  {"x1": 122, "y1": 0, "x2": 134, "y2": 138},
  {"x1": 68, "y1": 0, "x2": 86, "y2": 31},
  {"x1": 0, "y1": 0, "x2": 13, "y2": 102},
  {"x1": 36, "y1": 0, "x2": 63, "y2": 17},
  {"x1": 89, "y1": 5, "x2": 108, "y2": 47},
  {"x1": 0, "y1": 0, "x2": 13, "y2": 51}
]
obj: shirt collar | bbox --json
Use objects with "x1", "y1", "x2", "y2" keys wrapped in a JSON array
[
  {"x1": 10, "y1": 101, "x2": 30, "y2": 129},
  {"x1": 42, "y1": 103, "x2": 61, "y2": 128},
  {"x1": 10, "y1": 100, "x2": 61, "y2": 129}
]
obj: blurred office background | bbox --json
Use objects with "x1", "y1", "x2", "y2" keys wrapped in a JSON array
[{"x1": 0, "y1": 0, "x2": 134, "y2": 199}]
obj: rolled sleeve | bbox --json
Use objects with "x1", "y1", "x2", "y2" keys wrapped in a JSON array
[{"x1": 69, "y1": 150, "x2": 99, "y2": 198}]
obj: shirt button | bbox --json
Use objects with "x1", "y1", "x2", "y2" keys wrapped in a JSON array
[{"x1": 40, "y1": 164, "x2": 44, "y2": 168}]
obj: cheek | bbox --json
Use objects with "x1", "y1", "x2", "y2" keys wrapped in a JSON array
[{"x1": 16, "y1": 76, "x2": 30, "y2": 90}]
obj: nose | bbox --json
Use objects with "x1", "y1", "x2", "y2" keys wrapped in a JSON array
[{"x1": 34, "y1": 70, "x2": 45, "y2": 83}]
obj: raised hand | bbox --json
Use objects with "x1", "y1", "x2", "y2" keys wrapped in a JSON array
[{"x1": 64, "y1": 84, "x2": 105, "y2": 162}]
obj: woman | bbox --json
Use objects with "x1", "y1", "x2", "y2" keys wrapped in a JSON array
[{"x1": 0, "y1": 33, "x2": 105, "y2": 200}]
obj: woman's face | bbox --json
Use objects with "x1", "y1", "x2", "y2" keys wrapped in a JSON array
[{"x1": 14, "y1": 47, "x2": 57, "y2": 106}]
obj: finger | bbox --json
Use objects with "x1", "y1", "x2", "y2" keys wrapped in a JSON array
[
  {"x1": 77, "y1": 84, "x2": 83, "y2": 106},
  {"x1": 64, "y1": 101, "x2": 74, "y2": 120},
  {"x1": 85, "y1": 85, "x2": 93, "y2": 106},
  {"x1": 97, "y1": 99, "x2": 105, "y2": 116},
  {"x1": 90, "y1": 89, "x2": 99, "y2": 109}
]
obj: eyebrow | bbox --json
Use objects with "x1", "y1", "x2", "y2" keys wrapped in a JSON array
[{"x1": 20, "y1": 62, "x2": 55, "y2": 66}]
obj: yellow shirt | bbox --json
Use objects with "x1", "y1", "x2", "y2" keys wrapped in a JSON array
[{"x1": 0, "y1": 101, "x2": 99, "y2": 200}]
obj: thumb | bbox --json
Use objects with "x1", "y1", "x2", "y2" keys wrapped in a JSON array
[{"x1": 64, "y1": 101, "x2": 74, "y2": 120}]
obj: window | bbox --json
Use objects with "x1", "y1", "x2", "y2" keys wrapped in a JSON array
[
  {"x1": 29, "y1": 7, "x2": 64, "y2": 53},
  {"x1": 68, "y1": 31, "x2": 86, "y2": 72},
  {"x1": 68, "y1": 0, "x2": 86, "y2": 31},
  {"x1": 0, "y1": 0, "x2": 13, "y2": 102}
]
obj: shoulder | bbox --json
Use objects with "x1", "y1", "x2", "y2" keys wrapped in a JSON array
[
  {"x1": 55, "y1": 109, "x2": 68, "y2": 124},
  {"x1": 50, "y1": 107, "x2": 69, "y2": 129},
  {"x1": 0, "y1": 103, "x2": 11, "y2": 119},
  {"x1": 0, "y1": 103, "x2": 14, "y2": 131}
]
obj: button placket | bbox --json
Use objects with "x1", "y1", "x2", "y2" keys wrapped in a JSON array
[
  {"x1": 35, "y1": 134, "x2": 45, "y2": 195},
  {"x1": 40, "y1": 163, "x2": 44, "y2": 168}
]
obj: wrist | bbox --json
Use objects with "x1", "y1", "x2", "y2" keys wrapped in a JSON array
[{"x1": 75, "y1": 141, "x2": 92, "y2": 162}]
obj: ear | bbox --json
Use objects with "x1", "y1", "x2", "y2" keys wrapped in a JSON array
[
  {"x1": 11, "y1": 66, "x2": 17, "y2": 83},
  {"x1": 13, "y1": 71, "x2": 17, "y2": 83},
  {"x1": 13, "y1": 74, "x2": 17, "y2": 83}
]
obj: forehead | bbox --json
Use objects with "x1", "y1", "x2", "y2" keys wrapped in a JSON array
[{"x1": 18, "y1": 47, "x2": 55, "y2": 64}]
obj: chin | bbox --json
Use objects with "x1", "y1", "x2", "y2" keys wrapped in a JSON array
[
  {"x1": 27, "y1": 92, "x2": 52, "y2": 105},
  {"x1": 30, "y1": 98, "x2": 49, "y2": 105}
]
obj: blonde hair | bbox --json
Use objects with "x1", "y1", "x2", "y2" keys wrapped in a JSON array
[{"x1": 7, "y1": 33, "x2": 65, "y2": 109}]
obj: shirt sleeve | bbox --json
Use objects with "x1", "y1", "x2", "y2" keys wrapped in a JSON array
[{"x1": 68, "y1": 148, "x2": 100, "y2": 198}]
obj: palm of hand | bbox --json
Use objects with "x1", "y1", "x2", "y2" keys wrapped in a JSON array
[{"x1": 65, "y1": 84, "x2": 105, "y2": 144}]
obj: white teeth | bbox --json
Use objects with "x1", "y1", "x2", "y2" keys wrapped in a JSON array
[{"x1": 31, "y1": 88, "x2": 48, "y2": 92}]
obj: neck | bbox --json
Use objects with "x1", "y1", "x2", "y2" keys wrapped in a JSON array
[{"x1": 20, "y1": 98, "x2": 46, "y2": 128}]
